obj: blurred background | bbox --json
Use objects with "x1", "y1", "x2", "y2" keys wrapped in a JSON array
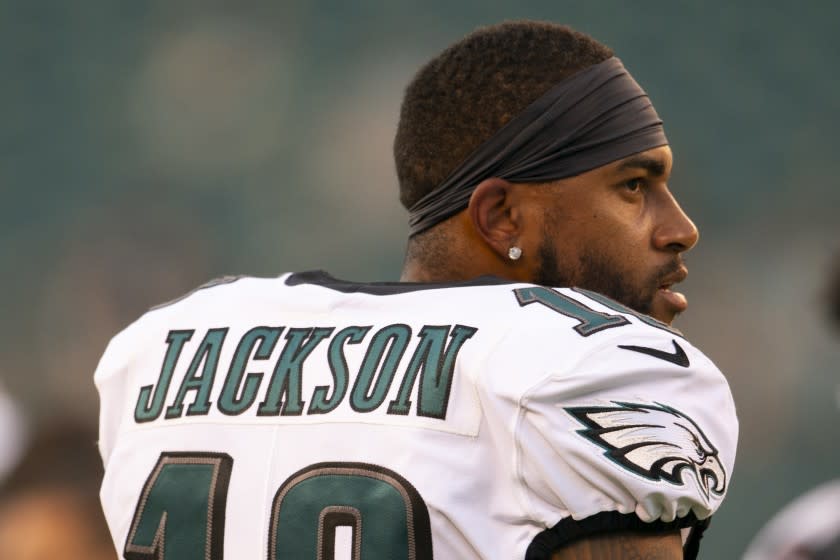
[{"x1": 1, "y1": 0, "x2": 838, "y2": 557}]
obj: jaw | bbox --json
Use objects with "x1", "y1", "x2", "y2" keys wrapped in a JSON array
[{"x1": 649, "y1": 287, "x2": 688, "y2": 325}]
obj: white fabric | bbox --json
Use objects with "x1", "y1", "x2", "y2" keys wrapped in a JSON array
[
  {"x1": 0, "y1": 383, "x2": 26, "y2": 483},
  {"x1": 743, "y1": 480, "x2": 840, "y2": 560},
  {"x1": 96, "y1": 274, "x2": 738, "y2": 559}
]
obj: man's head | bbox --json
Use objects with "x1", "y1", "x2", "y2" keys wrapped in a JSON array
[
  {"x1": 394, "y1": 21, "x2": 614, "y2": 211},
  {"x1": 395, "y1": 21, "x2": 698, "y2": 325}
]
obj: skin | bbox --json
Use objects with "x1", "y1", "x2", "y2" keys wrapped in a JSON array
[
  {"x1": 402, "y1": 145, "x2": 698, "y2": 326},
  {"x1": 550, "y1": 530, "x2": 683, "y2": 560},
  {"x1": 402, "y1": 145, "x2": 695, "y2": 558}
]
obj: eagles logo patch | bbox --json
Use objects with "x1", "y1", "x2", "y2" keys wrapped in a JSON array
[{"x1": 565, "y1": 401, "x2": 726, "y2": 499}]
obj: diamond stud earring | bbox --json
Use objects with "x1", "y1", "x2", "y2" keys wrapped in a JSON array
[{"x1": 508, "y1": 246, "x2": 522, "y2": 261}]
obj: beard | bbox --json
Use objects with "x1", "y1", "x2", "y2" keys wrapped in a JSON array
[{"x1": 534, "y1": 237, "x2": 681, "y2": 317}]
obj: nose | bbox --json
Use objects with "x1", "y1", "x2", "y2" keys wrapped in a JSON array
[{"x1": 653, "y1": 190, "x2": 699, "y2": 253}]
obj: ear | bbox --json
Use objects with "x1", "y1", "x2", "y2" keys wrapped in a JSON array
[{"x1": 467, "y1": 177, "x2": 522, "y2": 260}]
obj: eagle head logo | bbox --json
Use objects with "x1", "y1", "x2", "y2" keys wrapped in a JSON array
[{"x1": 565, "y1": 401, "x2": 726, "y2": 499}]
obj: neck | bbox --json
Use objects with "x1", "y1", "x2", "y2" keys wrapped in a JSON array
[
  {"x1": 399, "y1": 260, "x2": 430, "y2": 282},
  {"x1": 400, "y1": 254, "x2": 474, "y2": 283},
  {"x1": 400, "y1": 214, "x2": 528, "y2": 284},
  {"x1": 400, "y1": 240, "x2": 521, "y2": 285}
]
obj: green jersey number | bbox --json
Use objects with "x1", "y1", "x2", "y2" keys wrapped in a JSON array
[
  {"x1": 125, "y1": 454, "x2": 433, "y2": 560},
  {"x1": 269, "y1": 463, "x2": 432, "y2": 559},
  {"x1": 514, "y1": 286, "x2": 681, "y2": 336},
  {"x1": 124, "y1": 453, "x2": 232, "y2": 560}
]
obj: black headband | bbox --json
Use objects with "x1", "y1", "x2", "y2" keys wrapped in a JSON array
[{"x1": 407, "y1": 57, "x2": 668, "y2": 236}]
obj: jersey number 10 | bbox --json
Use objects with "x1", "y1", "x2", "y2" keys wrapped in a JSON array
[{"x1": 124, "y1": 453, "x2": 434, "y2": 560}]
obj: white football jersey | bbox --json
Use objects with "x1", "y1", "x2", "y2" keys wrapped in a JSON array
[{"x1": 96, "y1": 271, "x2": 738, "y2": 560}]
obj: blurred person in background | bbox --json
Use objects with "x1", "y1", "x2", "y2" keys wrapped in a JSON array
[
  {"x1": 0, "y1": 418, "x2": 114, "y2": 560},
  {"x1": 95, "y1": 21, "x2": 736, "y2": 559},
  {"x1": 742, "y1": 255, "x2": 840, "y2": 560},
  {"x1": 0, "y1": 383, "x2": 26, "y2": 484}
]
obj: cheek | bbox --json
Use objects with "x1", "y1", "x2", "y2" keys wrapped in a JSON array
[
  {"x1": 581, "y1": 218, "x2": 653, "y2": 275},
  {"x1": 538, "y1": 200, "x2": 651, "y2": 273},
  {"x1": 585, "y1": 208, "x2": 652, "y2": 252},
  {"x1": 581, "y1": 211, "x2": 649, "y2": 252}
]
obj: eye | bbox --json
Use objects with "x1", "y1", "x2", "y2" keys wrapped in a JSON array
[{"x1": 623, "y1": 178, "x2": 646, "y2": 193}]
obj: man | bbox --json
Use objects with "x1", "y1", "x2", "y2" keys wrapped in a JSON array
[
  {"x1": 742, "y1": 255, "x2": 840, "y2": 560},
  {"x1": 96, "y1": 21, "x2": 737, "y2": 559}
]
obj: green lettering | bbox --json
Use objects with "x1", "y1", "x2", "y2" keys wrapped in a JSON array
[
  {"x1": 135, "y1": 330, "x2": 194, "y2": 423},
  {"x1": 308, "y1": 326, "x2": 371, "y2": 415},
  {"x1": 350, "y1": 324, "x2": 411, "y2": 413},
  {"x1": 390, "y1": 325, "x2": 477, "y2": 418},
  {"x1": 165, "y1": 328, "x2": 228, "y2": 418},
  {"x1": 257, "y1": 327, "x2": 335, "y2": 416},
  {"x1": 218, "y1": 326, "x2": 283, "y2": 416}
]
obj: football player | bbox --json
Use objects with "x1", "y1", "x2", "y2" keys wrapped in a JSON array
[
  {"x1": 96, "y1": 21, "x2": 738, "y2": 560},
  {"x1": 742, "y1": 255, "x2": 840, "y2": 559}
]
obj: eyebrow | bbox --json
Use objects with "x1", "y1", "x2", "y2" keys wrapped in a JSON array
[{"x1": 616, "y1": 154, "x2": 668, "y2": 177}]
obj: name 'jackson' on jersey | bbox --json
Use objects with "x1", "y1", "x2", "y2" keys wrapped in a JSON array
[{"x1": 95, "y1": 271, "x2": 738, "y2": 560}]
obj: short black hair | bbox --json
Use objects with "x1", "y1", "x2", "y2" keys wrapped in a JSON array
[{"x1": 394, "y1": 21, "x2": 614, "y2": 211}]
